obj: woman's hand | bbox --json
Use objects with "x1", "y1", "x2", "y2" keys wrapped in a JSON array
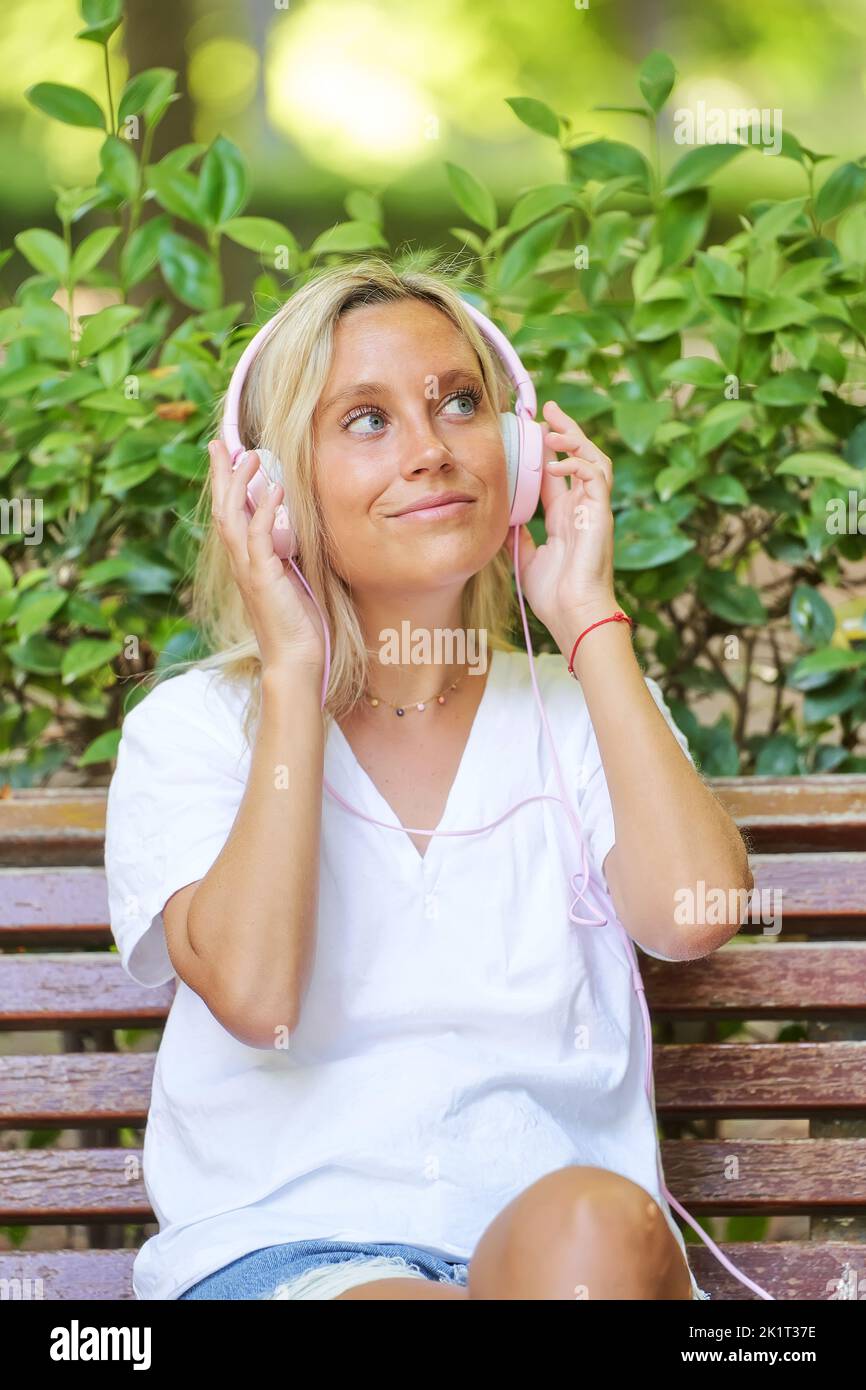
[
  {"x1": 513, "y1": 401, "x2": 618, "y2": 636},
  {"x1": 208, "y1": 440, "x2": 326, "y2": 678}
]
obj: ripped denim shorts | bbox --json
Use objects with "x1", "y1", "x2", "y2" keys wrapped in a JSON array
[{"x1": 177, "y1": 1239, "x2": 470, "y2": 1301}]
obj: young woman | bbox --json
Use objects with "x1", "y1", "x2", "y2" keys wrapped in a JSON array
[{"x1": 104, "y1": 258, "x2": 751, "y2": 1301}]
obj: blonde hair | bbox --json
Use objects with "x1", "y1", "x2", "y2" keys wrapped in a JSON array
[{"x1": 132, "y1": 256, "x2": 524, "y2": 746}]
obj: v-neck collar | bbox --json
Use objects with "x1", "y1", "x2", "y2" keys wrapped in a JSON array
[{"x1": 327, "y1": 646, "x2": 506, "y2": 873}]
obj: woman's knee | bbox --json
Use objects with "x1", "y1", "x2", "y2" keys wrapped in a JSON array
[{"x1": 471, "y1": 1165, "x2": 686, "y2": 1298}]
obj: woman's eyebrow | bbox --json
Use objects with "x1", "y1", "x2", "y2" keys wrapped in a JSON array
[{"x1": 320, "y1": 367, "x2": 483, "y2": 415}]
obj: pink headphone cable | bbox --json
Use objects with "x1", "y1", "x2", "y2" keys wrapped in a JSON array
[{"x1": 280, "y1": 524, "x2": 775, "y2": 1302}]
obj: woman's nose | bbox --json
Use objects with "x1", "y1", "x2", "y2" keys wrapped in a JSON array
[{"x1": 397, "y1": 430, "x2": 454, "y2": 477}]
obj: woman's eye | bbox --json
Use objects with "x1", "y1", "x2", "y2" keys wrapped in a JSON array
[
  {"x1": 442, "y1": 390, "x2": 480, "y2": 416},
  {"x1": 341, "y1": 388, "x2": 480, "y2": 435},
  {"x1": 344, "y1": 409, "x2": 387, "y2": 435}
]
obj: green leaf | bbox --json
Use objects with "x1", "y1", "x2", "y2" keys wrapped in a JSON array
[
  {"x1": 753, "y1": 370, "x2": 821, "y2": 406},
  {"x1": 309, "y1": 221, "x2": 389, "y2": 255},
  {"x1": 697, "y1": 722, "x2": 739, "y2": 778},
  {"x1": 750, "y1": 196, "x2": 809, "y2": 243},
  {"x1": 746, "y1": 296, "x2": 815, "y2": 333},
  {"x1": 496, "y1": 211, "x2": 570, "y2": 293},
  {"x1": 638, "y1": 51, "x2": 676, "y2": 114},
  {"x1": 505, "y1": 96, "x2": 560, "y2": 140},
  {"x1": 507, "y1": 185, "x2": 580, "y2": 232},
  {"x1": 696, "y1": 400, "x2": 751, "y2": 453},
  {"x1": 444, "y1": 163, "x2": 497, "y2": 232},
  {"x1": 776, "y1": 451, "x2": 863, "y2": 487},
  {"x1": 837, "y1": 203, "x2": 866, "y2": 266},
  {"x1": 97, "y1": 336, "x2": 132, "y2": 388},
  {"x1": 788, "y1": 647, "x2": 866, "y2": 690},
  {"x1": 118, "y1": 68, "x2": 177, "y2": 125},
  {"x1": 26, "y1": 82, "x2": 105, "y2": 130},
  {"x1": 693, "y1": 250, "x2": 744, "y2": 298},
  {"x1": 698, "y1": 475, "x2": 750, "y2": 507},
  {"x1": 14, "y1": 228, "x2": 69, "y2": 279},
  {"x1": 614, "y1": 509, "x2": 695, "y2": 570},
  {"x1": 567, "y1": 139, "x2": 651, "y2": 193},
  {"x1": 119, "y1": 213, "x2": 170, "y2": 287},
  {"x1": 199, "y1": 135, "x2": 248, "y2": 227},
  {"x1": 655, "y1": 451, "x2": 702, "y2": 500},
  {"x1": 147, "y1": 162, "x2": 204, "y2": 224},
  {"x1": 77, "y1": 0, "x2": 123, "y2": 44},
  {"x1": 613, "y1": 399, "x2": 672, "y2": 455},
  {"x1": 159, "y1": 442, "x2": 203, "y2": 478},
  {"x1": 77, "y1": 728, "x2": 122, "y2": 767},
  {"x1": 814, "y1": 162, "x2": 866, "y2": 222},
  {"x1": 631, "y1": 295, "x2": 695, "y2": 341},
  {"x1": 654, "y1": 189, "x2": 709, "y2": 268},
  {"x1": 99, "y1": 135, "x2": 139, "y2": 200},
  {"x1": 803, "y1": 674, "x2": 864, "y2": 722},
  {"x1": 70, "y1": 226, "x2": 120, "y2": 280},
  {"x1": 6, "y1": 636, "x2": 64, "y2": 675},
  {"x1": 789, "y1": 585, "x2": 835, "y2": 647},
  {"x1": 698, "y1": 569, "x2": 767, "y2": 626},
  {"x1": 223, "y1": 217, "x2": 297, "y2": 258},
  {"x1": 631, "y1": 245, "x2": 662, "y2": 300},
  {"x1": 158, "y1": 230, "x2": 222, "y2": 310},
  {"x1": 755, "y1": 736, "x2": 800, "y2": 775},
  {"x1": 0, "y1": 364, "x2": 61, "y2": 397},
  {"x1": 15, "y1": 589, "x2": 68, "y2": 640},
  {"x1": 345, "y1": 189, "x2": 383, "y2": 226},
  {"x1": 664, "y1": 143, "x2": 745, "y2": 197},
  {"x1": 78, "y1": 304, "x2": 140, "y2": 358},
  {"x1": 661, "y1": 356, "x2": 726, "y2": 388},
  {"x1": 61, "y1": 638, "x2": 123, "y2": 684},
  {"x1": 774, "y1": 258, "x2": 832, "y2": 297},
  {"x1": 80, "y1": 390, "x2": 147, "y2": 416},
  {"x1": 80, "y1": 553, "x2": 176, "y2": 596}
]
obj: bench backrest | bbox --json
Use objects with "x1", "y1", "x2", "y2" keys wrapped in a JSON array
[{"x1": 1, "y1": 777, "x2": 865, "y2": 1300}]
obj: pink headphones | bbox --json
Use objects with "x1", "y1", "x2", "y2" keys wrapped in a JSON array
[{"x1": 220, "y1": 297, "x2": 545, "y2": 560}]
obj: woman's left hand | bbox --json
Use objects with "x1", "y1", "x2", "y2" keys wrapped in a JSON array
[{"x1": 512, "y1": 401, "x2": 617, "y2": 635}]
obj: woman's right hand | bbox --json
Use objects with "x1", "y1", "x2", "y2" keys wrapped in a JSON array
[{"x1": 208, "y1": 439, "x2": 327, "y2": 679}]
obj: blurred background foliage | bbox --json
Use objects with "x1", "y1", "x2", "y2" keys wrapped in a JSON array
[{"x1": 0, "y1": 0, "x2": 864, "y2": 788}]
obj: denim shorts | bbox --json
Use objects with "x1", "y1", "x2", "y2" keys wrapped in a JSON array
[
  {"x1": 178, "y1": 1239, "x2": 471, "y2": 1301},
  {"x1": 178, "y1": 1236, "x2": 710, "y2": 1300}
]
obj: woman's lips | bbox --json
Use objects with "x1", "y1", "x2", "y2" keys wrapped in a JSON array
[{"x1": 390, "y1": 499, "x2": 475, "y2": 522}]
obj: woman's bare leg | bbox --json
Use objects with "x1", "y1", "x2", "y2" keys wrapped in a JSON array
[
  {"x1": 337, "y1": 1165, "x2": 691, "y2": 1300},
  {"x1": 335, "y1": 1279, "x2": 467, "y2": 1300},
  {"x1": 468, "y1": 1165, "x2": 693, "y2": 1300}
]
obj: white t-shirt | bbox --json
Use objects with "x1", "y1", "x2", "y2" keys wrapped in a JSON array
[{"x1": 104, "y1": 645, "x2": 709, "y2": 1300}]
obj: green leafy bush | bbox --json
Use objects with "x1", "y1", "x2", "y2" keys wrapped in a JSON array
[{"x1": 2, "y1": 14, "x2": 865, "y2": 783}]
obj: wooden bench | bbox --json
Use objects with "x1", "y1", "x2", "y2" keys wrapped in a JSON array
[{"x1": 1, "y1": 778, "x2": 865, "y2": 1300}]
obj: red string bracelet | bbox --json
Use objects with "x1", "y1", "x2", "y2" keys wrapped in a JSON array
[{"x1": 567, "y1": 611, "x2": 636, "y2": 679}]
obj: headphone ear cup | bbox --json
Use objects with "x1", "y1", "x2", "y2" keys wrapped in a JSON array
[
  {"x1": 238, "y1": 448, "x2": 298, "y2": 560},
  {"x1": 499, "y1": 413, "x2": 521, "y2": 515},
  {"x1": 499, "y1": 412, "x2": 544, "y2": 528}
]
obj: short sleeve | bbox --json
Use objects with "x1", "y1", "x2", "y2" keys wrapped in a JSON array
[
  {"x1": 103, "y1": 670, "x2": 250, "y2": 987},
  {"x1": 576, "y1": 675, "x2": 696, "y2": 961}
]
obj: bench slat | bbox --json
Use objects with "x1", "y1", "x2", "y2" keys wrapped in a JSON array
[
  {"x1": 1, "y1": 1141, "x2": 864, "y2": 1221},
  {"x1": 3, "y1": 945, "x2": 866, "y2": 1029},
  {"x1": 3, "y1": 853, "x2": 865, "y2": 942},
  {"x1": 0, "y1": 1240, "x2": 862, "y2": 1300},
  {"x1": 0, "y1": 956, "x2": 173, "y2": 1028},
  {"x1": 644, "y1": 942, "x2": 866, "y2": 1017},
  {"x1": 712, "y1": 774, "x2": 866, "y2": 852},
  {"x1": 2, "y1": 1043, "x2": 865, "y2": 1128},
  {"x1": 3, "y1": 778, "x2": 865, "y2": 862}
]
